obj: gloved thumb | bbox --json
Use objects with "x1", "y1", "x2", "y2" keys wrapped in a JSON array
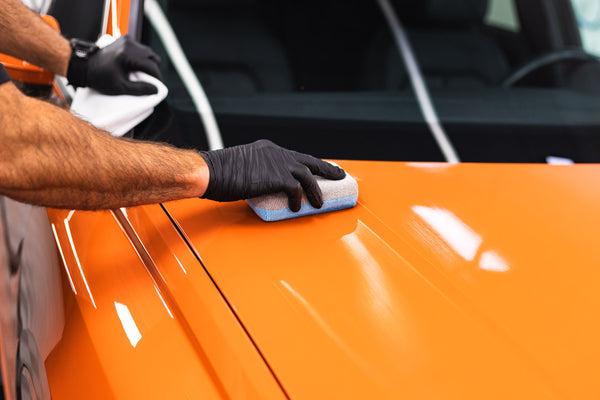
[{"x1": 122, "y1": 81, "x2": 158, "y2": 96}]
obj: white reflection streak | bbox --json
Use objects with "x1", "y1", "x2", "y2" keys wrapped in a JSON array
[
  {"x1": 174, "y1": 254, "x2": 187, "y2": 274},
  {"x1": 341, "y1": 225, "x2": 391, "y2": 315},
  {"x1": 64, "y1": 212, "x2": 97, "y2": 308},
  {"x1": 406, "y1": 162, "x2": 451, "y2": 173},
  {"x1": 412, "y1": 206, "x2": 482, "y2": 261},
  {"x1": 154, "y1": 286, "x2": 174, "y2": 319},
  {"x1": 51, "y1": 224, "x2": 77, "y2": 295},
  {"x1": 479, "y1": 250, "x2": 510, "y2": 272},
  {"x1": 279, "y1": 281, "x2": 376, "y2": 374},
  {"x1": 114, "y1": 302, "x2": 142, "y2": 347}
]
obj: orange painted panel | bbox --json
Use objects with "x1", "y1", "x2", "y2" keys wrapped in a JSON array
[
  {"x1": 44, "y1": 205, "x2": 286, "y2": 399},
  {"x1": 120, "y1": 204, "x2": 287, "y2": 399},
  {"x1": 45, "y1": 208, "x2": 272, "y2": 399},
  {"x1": 163, "y1": 161, "x2": 600, "y2": 399}
]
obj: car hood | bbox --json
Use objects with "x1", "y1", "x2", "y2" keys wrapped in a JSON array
[{"x1": 164, "y1": 161, "x2": 600, "y2": 399}]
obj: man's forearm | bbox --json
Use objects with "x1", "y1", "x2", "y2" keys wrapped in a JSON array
[
  {"x1": 0, "y1": 83, "x2": 208, "y2": 209},
  {"x1": 0, "y1": 0, "x2": 71, "y2": 75}
]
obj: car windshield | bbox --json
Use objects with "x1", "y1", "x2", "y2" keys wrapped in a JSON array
[{"x1": 140, "y1": 0, "x2": 600, "y2": 163}]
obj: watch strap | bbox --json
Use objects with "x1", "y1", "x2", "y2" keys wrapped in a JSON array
[{"x1": 66, "y1": 39, "x2": 99, "y2": 88}]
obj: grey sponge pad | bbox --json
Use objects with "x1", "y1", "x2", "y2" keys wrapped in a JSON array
[{"x1": 247, "y1": 166, "x2": 358, "y2": 222}]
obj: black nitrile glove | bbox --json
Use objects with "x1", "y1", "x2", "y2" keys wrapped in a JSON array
[
  {"x1": 200, "y1": 140, "x2": 346, "y2": 212},
  {"x1": 67, "y1": 35, "x2": 162, "y2": 96}
]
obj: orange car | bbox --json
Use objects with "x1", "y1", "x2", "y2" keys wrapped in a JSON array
[{"x1": 3, "y1": 0, "x2": 600, "y2": 398}]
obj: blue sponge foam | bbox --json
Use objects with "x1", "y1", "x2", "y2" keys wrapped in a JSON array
[{"x1": 248, "y1": 194, "x2": 358, "y2": 222}]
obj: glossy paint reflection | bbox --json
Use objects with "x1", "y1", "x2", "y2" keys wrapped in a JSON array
[
  {"x1": 114, "y1": 302, "x2": 142, "y2": 348},
  {"x1": 107, "y1": 206, "x2": 286, "y2": 399},
  {"x1": 153, "y1": 286, "x2": 174, "y2": 319},
  {"x1": 45, "y1": 209, "x2": 234, "y2": 399},
  {"x1": 63, "y1": 210, "x2": 96, "y2": 308},
  {"x1": 341, "y1": 221, "x2": 392, "y2": 317},
  {"x1": 50, "y1": 224, "x2": 77, "y2": 295},
  {"x1": 479, "y1": 250, "x2": 509, "y2": 273},
  {"x1": 278, "y1": 279, "x2": 386, "y2": 388},
  {"x1": 278, "y1": 280, "x2": 356, "y2": 358},
  {"x1": 412, "y1": 205, "x2": 511, "y2": 273},
  {"x1": 164, "y1": 161, "x2": 600, "y2": 399},
  {"x1": 412, "y1": 205, "x2": 482, "y2": 261}
]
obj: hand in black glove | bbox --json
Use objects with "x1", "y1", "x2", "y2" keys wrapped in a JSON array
[
  {"x1": 67, "y1": 35, "x2": 162, "y2": 96},
  {"x1": 200, "y1": 140, "x2": 346, "y2": 212}
]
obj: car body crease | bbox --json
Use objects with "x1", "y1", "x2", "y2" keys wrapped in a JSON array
[
  {"x1": 110, "y1": 209, "x2": 232, "y2": 400},
  {"x1": 158, "y1": 203, "x2": 292, "y2": 400}
]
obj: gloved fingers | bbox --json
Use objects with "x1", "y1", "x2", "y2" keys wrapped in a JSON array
[
  {"x1": 283, "y1": 180, "x2": 303, "y2": 212},
  {"x1": 133, "y1": 45, "x2": 162, "y2": 69},
  {"x1": 141, "y1": 47, "x2": 161, "y2": 64},
  {"x1": 119, "y1": 37, "x2": 163, "y2": 79},
  {"x1": 294, "y1": 152, "x2": 346, "y2": 180},
  {"x1": 125, "y1": 55, "x2": 162, "y2": 81},
  {"x1": 122, "y1": 80, "x2": 159, "y2": 96},
  {"x1": 117, "y1": 35, "x2": 161, "y2": 63},
  {"x1": 291, "y1": 165, "x2": 323, "y2": 209}
]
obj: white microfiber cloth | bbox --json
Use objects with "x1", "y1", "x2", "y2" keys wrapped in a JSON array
[{"x1": 70, "y1": 35, "x2": 168, "y2": 137}]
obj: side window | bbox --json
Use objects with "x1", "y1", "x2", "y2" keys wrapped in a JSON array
[
  {"x1": 484, "y1": 0, "x2": 520, "y2": 32},
  {"x1": 571, "y1": 0, "x2": 600, "y2": 56}
]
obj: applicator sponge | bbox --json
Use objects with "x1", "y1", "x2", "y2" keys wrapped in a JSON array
[{"x1": 247, "y1": 166, "x2": 358, "y2": 222}]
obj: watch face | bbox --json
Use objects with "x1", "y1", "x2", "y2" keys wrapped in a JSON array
[
  {"x1": 71, "y1": 40, "x2": 99, "y2": 58},
  {"x1": 73, "y1": 49, "x2": 89, "y2": 58}
]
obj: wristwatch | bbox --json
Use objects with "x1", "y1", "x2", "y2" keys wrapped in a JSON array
[
  {"x1": 67, "y1": 39, "x2": 99, "y2": 88},
  {"x1": 69, "y1": 38, "x2": 99, "y2": 60}
]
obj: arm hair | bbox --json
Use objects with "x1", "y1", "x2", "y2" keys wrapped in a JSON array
[{"x1": 0, "y1": 82, "x2": 209, "y2": 210}]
